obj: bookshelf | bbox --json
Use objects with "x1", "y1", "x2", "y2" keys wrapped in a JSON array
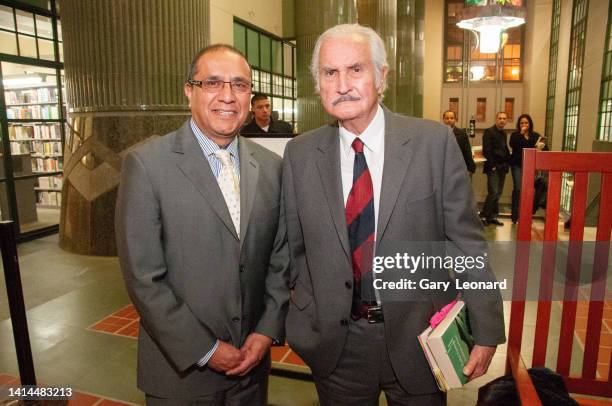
[{"x1": 5, "y1": 83, "x2": 64, "y2": 210}]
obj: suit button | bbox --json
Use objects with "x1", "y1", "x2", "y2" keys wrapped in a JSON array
[
  {"x1": 345, "y1": 281, "x2": 352, "y2": 289},
  {"x1": 232, "y1": 317, "x2": 240, "y2": 322},
  {"x1": 340, "y1": 318, "x2": 349, "y2": 326}
]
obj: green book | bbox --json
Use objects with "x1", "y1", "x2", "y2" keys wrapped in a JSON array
[{"x1": 418, "y1": 301, "x2": 474, "y2": 391}]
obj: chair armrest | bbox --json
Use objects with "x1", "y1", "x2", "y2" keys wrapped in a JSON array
[{"x1": 507, "y1": 346, "x2": 542, "y2": 406}]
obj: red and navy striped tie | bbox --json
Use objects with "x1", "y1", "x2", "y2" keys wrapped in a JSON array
[{"x1": 345, "y1": 138, "x2": 376, "y2": 320}]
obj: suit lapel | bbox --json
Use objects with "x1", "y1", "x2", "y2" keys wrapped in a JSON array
[
  {"x1": 315, "y1": 126, "x2": 351, "y2": 261},
  {"x1": 377, "y1": 109, "x2": 414, "y2": 242},
  {"x1": 238, "y1": 137, "x2": 259, "y2": 251},
  {"x1": 174, "y1": 123, "x2": 240, "y2": 241}
]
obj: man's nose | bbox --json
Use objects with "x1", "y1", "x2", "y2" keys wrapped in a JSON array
[
  {"x1": 217, "y1": 82, "x2": 236, "y2": 102},
  {"x1": 336, "y1": 71, "x2": 351, "y2": 94}
]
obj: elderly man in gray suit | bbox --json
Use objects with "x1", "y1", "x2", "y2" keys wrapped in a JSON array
[
  {"x1": 283, "y1": 24, "x2": 505, "y2": 405},
  {"x1": 115, "y1": 44, "x2": 288, "y2": 405}
]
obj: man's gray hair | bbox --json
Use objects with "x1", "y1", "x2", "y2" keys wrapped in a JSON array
[{"x1": 310, "y1": 24, "x2": 389, "y2": 94}]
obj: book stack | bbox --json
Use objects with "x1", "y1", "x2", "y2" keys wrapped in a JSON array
[{"x1": 418, "y1": 301, "x2": 474, "y2": 391}]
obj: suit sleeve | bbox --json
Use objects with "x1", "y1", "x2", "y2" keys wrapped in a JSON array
[
  {"x1": 282, "y1": 144, "x2": 308, "y2": 288},
  {"x1": 115, "y1": 151, "x2": 218, "y2": 372},
  {"x1": 441, "y1": 134, "x2": 506, "y2": 346},
  {"x1": 255, "y1": 188, "x2": 290, "y2": 342}
]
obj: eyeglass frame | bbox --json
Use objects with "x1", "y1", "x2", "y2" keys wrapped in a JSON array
[{"x1": 186, "y1": 78, "x2": 253, "y2": 94}]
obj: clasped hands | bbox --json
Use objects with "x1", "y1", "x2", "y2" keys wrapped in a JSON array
[{"x1": 207, "y1": 333, "x2": 272, "y2": 376}]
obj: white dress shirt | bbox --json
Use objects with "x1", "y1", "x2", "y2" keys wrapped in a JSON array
[{"x1": 339, "y1": 104, "x2": 385, "y2": 239}]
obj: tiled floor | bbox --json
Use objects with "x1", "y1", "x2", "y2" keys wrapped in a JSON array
[{"x1": 0, "y1": 216, "x2": 609, "y2": 405}]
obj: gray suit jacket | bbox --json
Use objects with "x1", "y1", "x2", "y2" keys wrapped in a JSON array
[
  {"x1": 283, "y1": 108, "x2": 505, "y2": 394},
  {"x1": 115, "y1": 121, "x2": 289, "y2": 398}
]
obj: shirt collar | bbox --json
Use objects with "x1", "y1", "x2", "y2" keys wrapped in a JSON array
[
  {"x1": 339, "y1": 104, "x2": 384, "y2": 157},
  {"x1": 190, "y1": 119, "x2": 239, "y2": 158}
]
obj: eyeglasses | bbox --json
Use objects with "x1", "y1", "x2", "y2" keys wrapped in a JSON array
[{"x1": 187, "y1": 78, "x2": 253, "y2": 94}]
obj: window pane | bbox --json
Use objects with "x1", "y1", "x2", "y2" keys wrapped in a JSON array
[
  {"x1": 476, "y1": 98, "x2": 487, "y2": 122},
  {"x1": 0, "y1": 31, "x2": 17, "y2": 54},
  {"x1": 16, "y1": 10, "x2": 35, "y2": 34},
  {"x1": 35, "y1": 14, "x2": 53, "y2": 39},
  {"x1": 247, "y1": 28, "x2": 259, "y2": 67},
  {"x1": 57, "y1": 18, "x2": 62, "y2": 41},
  {"x1": 233, "y1": 22, "x2": 245, "y2": 54},
  {"x1": 0, "y1": 5, "x2": 14, "y2": 31},
  {"x1": 260, "y1": 71, "x2": 271, "y2": 93},
  {"x1": 272, "y1": 40, "x2": 282, "y2": 74},
  {"x1": 38, "y1": 37, "x2": 54, "y2": 60},
  {"x1": 283, "y1": 43, "x2": 293, "y2": 77},
  {"x1": 260, "y1": 35, "x2": 271, "y2": 71},
  {"x1": 18, "y1": 34, "x2": 37, "y2": 58}
]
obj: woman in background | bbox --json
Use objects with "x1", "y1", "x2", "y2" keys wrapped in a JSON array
[{"x1": 509, "y1": 114, "x2": 546, "y2": 224}]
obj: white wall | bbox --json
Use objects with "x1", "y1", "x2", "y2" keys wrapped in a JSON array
[{"x1": 210, "y1": 0, "x2": 285, "y2": 44}]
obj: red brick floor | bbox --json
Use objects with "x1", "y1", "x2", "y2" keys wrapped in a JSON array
[
  {"x1": 0, "y1": 374, "x2": 137, "y2": 405},
  {"x1": 88, "y1": 305, "x2": 139, "y2": 339}
]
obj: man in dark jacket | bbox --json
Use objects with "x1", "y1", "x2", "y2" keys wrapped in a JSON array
[
  {"x1": 481, "y1": 111, "x2": 510, "y2": 226},
  {"x1": 241, "y1": 94, "x2": 293, "y2": 135},
  {"x1": 443, "y1": 110, "x2": 476, "y2": 176}
]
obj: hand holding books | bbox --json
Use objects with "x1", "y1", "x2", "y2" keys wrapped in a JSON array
[{"x1": 419, "y1": 300, "x2": 497, "y2": 391}]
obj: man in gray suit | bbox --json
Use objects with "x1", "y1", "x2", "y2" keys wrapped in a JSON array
[
  {"x1": 116, "y1": 44, "x2": 288, "y2": 405},
  {"x1": 283, "y1": 24, "x2": 505, "y2": 405}
]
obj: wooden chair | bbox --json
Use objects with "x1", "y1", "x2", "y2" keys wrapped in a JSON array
[{"x1": 506, "y1": 149, "x2": 612, "y2": 405}]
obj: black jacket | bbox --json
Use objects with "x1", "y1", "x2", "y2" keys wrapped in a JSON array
[
  {"x1": 482, "y1": 125, "x2": 510, "y2": 174},
  {"x1": 241, "y1": 118, "x2": 293, "y2": 135},
  {"x1": 452, "y1": 126, "x2": 476, "y2": 173},
  {"x1": 509, "y1": 131, "x2": 541, "y2": 167}
]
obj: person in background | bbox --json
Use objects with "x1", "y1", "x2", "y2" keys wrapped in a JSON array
[
  {"x1": 481, "y1": 111, "x2": 510, "y2": 226},
  {"x1": 241, "y1": 93, "x2": 293, "y2": 135},
  {"x1": 509, "y1": 113, "x2": 546, "y2": 224},
  {"x1": 443, "y1": 110, "x2": 476, "y2": 176}
]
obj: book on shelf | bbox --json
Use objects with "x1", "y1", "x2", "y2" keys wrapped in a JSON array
[{"x1": 418, "y1": 300, "x2": 474, "y2": 391}]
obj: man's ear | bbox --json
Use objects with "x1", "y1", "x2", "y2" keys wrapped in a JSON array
[
  {"x1": 184, "y1": 83, "x2": 192, "y2": 107},
  {"x1": 378, "y1": 66, "x2": 389, "y2": 93}
]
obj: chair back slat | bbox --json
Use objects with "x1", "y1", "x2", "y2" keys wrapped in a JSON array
[
  {"x1": 583, "y1": 173, "x2": 612, "y2": 379},
  {"x1": 532, "y1": 171, "x2": 562, "y2": 366},
  {"x1": 507, "y1": 149, "x2": 538, "y2": 358},
  {"x1": 556, "y1": 171, "x2": 589, "y2": 375},
  {"x1": 508, "y1": 150, "x2": 612, "y2": 399}
]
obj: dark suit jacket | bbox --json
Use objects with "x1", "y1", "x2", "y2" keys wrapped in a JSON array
[
  {"x1": 115, "y1": 120, "x2": 289, "y2": 398},
  {"x1": 482, "y1": 125, "x2": 510, "y2": 174},
  {"x1": 283, "y1": 108, "x2": 506, "y2": 395},
  {"x1": 241, "y1": 118, "x2": 293, "y2": 135},
  {"x1": 452, "y1": 126, "x2": 476, "y2": 173}
]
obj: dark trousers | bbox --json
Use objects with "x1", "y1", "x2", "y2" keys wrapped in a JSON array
[
  {"x1": 145, "y1": 356, "x2": 270, "y2": 406},
  {"x1": 481, "y1": 170, "x2": 506, "y2": 220},
  {"x1": 313, "y1": 318, "x2": 445, "y2": 406},
  {"x1": 510, "y1": 165, "x2": 522, "y2": 221}
]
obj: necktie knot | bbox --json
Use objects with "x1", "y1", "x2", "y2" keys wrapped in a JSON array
[
  {"x1": 351, "y1": 138, "x2": 365, "y2": 154},
  {"x1": 214, "y1": 149, "x2": 233, "y2": 167}
]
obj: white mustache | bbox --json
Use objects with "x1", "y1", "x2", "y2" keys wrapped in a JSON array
[{"x1": 332, "y1": 95, "x2": 361, "y2": 105}]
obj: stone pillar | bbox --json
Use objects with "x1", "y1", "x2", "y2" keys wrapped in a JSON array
[
  {"x1": 59, "y1": 0, "x2": 210, "y2": 255},
  {"x1": 395, "y1": 0, "x2": 424, "y2": 117}
]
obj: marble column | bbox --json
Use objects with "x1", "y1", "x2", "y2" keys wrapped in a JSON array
[{"x1": 59, "y1": 0, "x2": 210, "y2": 255}]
